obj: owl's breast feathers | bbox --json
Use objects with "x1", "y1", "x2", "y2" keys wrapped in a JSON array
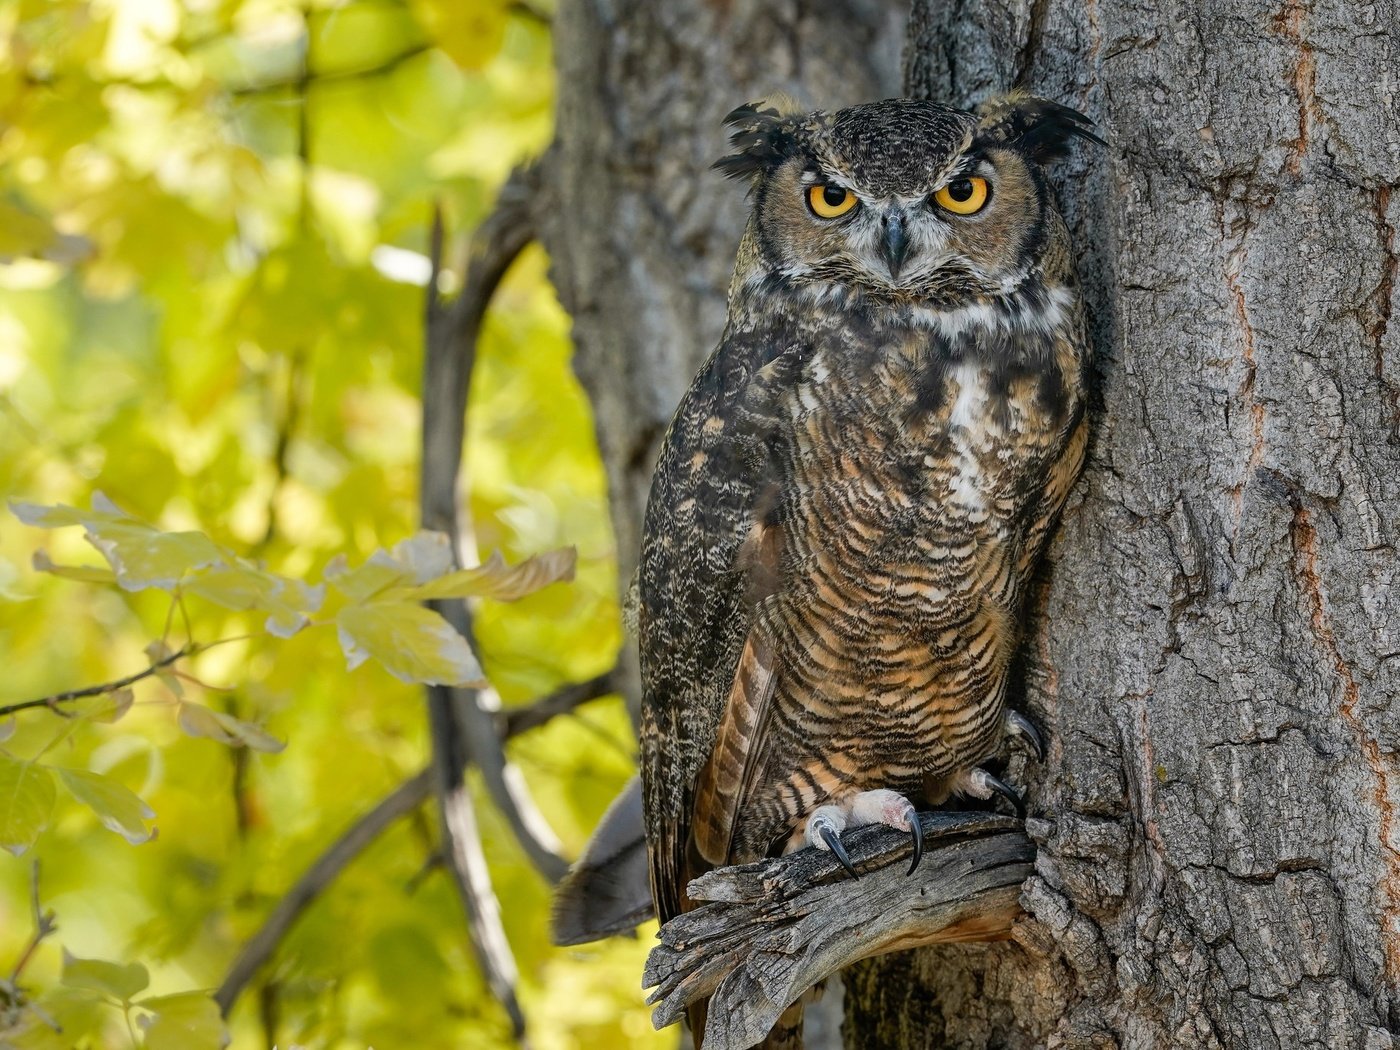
[{"x1": 638, "y1": 274, "x2": 1089, "y2": 922}]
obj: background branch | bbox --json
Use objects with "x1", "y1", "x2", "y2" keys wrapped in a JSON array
[
  {"x1": 422, "y1": 163, "x2": 571, "y2": 879},
  {"x1": 214, "y1": 667, "x2": 616, "y2": 1018},
  {"x1": 0, "y1": 646, "x2": 190, "y2": 719},
  {"x1": 214, "y1": 771, "x2": 433, "y2": 1015}
]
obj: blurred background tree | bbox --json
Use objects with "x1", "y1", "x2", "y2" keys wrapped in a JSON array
[{"x1": 0, "y1": 1, "x2": 660, "y2": 1047}]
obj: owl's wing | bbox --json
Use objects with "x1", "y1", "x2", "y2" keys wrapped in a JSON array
[
  {"x1": 1017, "y1": 412, "x2": 1089, "y2": 583},
  {"x1": 638, "y1": 321, "x2": 807, "y2": 924}
]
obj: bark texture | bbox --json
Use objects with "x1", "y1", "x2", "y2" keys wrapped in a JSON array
[{"x1": 541, "y1": 0, "x2": 1400, "y2": 1045}]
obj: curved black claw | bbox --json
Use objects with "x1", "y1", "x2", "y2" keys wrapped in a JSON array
[
  {"x1": 980, "y1": 771, "x2": 1027, "y2": 819},
  {"x1": 1006, "y1": 710, "x2": 1046, "y2": 762},
  {"x1": 819, "y1": 824, "x2": 860, "y2": 880},
  {"x1": 905, "y1": 814, "x2": 924, "y2": 876}
]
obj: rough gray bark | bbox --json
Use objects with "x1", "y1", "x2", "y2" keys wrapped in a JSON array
[{"x1": 540, "y1": 0, "x2": 1400, "y2": 1045}]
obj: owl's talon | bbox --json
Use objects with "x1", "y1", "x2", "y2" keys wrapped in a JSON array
[
  {"x1": 971, "y1": 768, "x2": 1026, "y2": 818},
  {"x1": 906, "y1": 815, "x2": 924, "y2": 876},
  {"x1": 1005, "y1": 710, "x2": 1046, "y2": 762},
  {"x1": 819, "y1": 825, "x2": 860, "y2": 879}
]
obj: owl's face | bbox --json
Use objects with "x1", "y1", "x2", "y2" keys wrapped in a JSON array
[{"x1": 718, "y1": 96, "x2": 1100, "y2": 306}]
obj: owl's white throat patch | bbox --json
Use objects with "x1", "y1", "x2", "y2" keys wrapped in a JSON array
[{"x1": 902, "y1": 284, "x2": 1074, "y2": 341}]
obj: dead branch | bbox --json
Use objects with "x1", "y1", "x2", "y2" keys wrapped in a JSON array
[
  {"x1": 644, "y1": 811, "x2": 1035, "y2": 1050},
  {"x1": 418, "y1": 163, "x2": 560, "y2": 1040},
  {"x1": 214, "y1": 670, "x2": 615, "y2": 1019}
]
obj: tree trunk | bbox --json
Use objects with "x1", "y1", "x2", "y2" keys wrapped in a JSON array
[
  {"x1": 539, "y1": 0, "x2": 907, "y2": 709},
  {"x1": 542, "y1": 0, "x2": 1400, "y2": 1045}
]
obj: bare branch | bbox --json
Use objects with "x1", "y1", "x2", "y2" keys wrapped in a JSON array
[
  {"x1": 8, "y1": 861, "x2": 57, "y2": 984},
  {"x1": 432, "y1": 755, "x2": 527, "y2": 1038},
  {"x1": 416, "y1": 164, "x2": 549, "y2": 1041},
  {"x1": 421, "y1": 163, "x2": 570, "y2": 883},
  {"x1": 228, "y1": 44, "x2": 432, "y2": 97},
  {"x1": 0, "y1": 646, "x2": 191, "y2": 719},
  {"x1": 499, "y1": 670, "x2": 621, "y2": 738},
  {"x1": 644, "y1": 812, "x2": 1034, "y2": 1050},
  {"x1": 214, "y1": 770, "x2": 432, "y2": 1015},
  {"x1": 213, "y1": 667, "x2": 615, "y2": 1020}
]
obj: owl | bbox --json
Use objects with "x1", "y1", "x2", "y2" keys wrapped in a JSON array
[{"x1": 637, "y1": 94, "x2": 1101, "y2": 1048}]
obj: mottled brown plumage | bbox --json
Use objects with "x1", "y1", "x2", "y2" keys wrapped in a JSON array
[{"x1": 638, "y1": 94, "x2": 1099, "y2": 1048}]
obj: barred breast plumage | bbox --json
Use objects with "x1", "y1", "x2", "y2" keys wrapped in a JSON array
[{"x1": 637, "y1": 94, "x2": 1100, "y2": 1049}]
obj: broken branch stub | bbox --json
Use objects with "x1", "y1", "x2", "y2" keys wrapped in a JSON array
[{"x1": 644, "y1": 811, "x2": 1034, "y2": 1050}]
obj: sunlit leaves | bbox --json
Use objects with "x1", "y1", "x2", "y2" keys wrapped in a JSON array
[
  {"x1": 183, "y1": 560, "x2": 324, "y2": 638},
  {"x1": 0, "y1": 755, "x2": 155, "y2": 849},
  {"x1": 61, "y1": 951, "x2": 150, "y2": 1002},
  {"x1": 0, "y1": 756, "x2": 55, "y2": 856},
  {"x1": 0, "y1": 1, "x2": 643, "y2": 1046},
  {"x1": 335, "y1": 600, "x2": 485, "y2": 687},
  {"x1": 406, "y1": 546, "x2": 576, "y2": 602},
  {"x1": 136, "y1": 992, "x2": 228, "y2": 1050},
  {"x1": 410, "y1": 0, "x2": 510, "y2": 70},
  {"x1": 13, "y1": 494, "x2": 221, "y2": 592},
  {"x1": 54, "y1": 768, "x2": 156, "y2": 844},
  {"x1": 326, "y1": 532, "x2": 575, "y2": 685},
  {"x1": 176, "y1": 703, "x2": 285, "y2": 753}
]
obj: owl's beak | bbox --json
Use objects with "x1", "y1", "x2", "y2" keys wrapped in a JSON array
[{"x1": 880, "y1": 208, "x2": 910, "y2": 280}]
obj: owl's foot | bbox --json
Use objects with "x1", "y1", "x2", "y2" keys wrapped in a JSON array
[
  {"x1": 802, "y1": 789, "x2": 922, "y2": 879},
  {"x1": 950, "y1": 766, "x2": 1027, "y2": 818},
  {"x1": 1004, "y1": 710, "x2": 1046, "y2": 762}
]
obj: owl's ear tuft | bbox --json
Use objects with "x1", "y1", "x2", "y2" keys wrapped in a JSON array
[
  {"x1": 713, "y1": 98, "x2": 800, "y2": 181},
  {"x1": 975, "y1": 92, "x2": 1105, "y2": 164}
]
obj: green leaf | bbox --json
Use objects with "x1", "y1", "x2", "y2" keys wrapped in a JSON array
[
  {"x1": 86, "y1": 687, "x2": 135, "y2": 724},
  {"x1": 176, "y1": 704, "x2": 285, "y2": 753},
  {"x1": 13, "y1": 495, "x2": 222, "y2": 592},
  {"x1": 136, "y1": 992, "x2": 227, "y2": 1050},
  {"x1": 325, "y1": 531, "x2": 454, "y2": 602},
  {"x1": 0, "y1": 716, "x2": 14, "y2": 743},
  {"x1": 401, "y1": 546, "x2": 576, "y2": 602},
  {"x1": 55, "y1": 768, "x2": 155, "y2": 844},
  {"x1": 31, "y1": 550, "x2": 118, "y2": 585},
  {"x1": 335, "y1": 601, "x2": 486, "y2": 686},
  {"x1": 0, "y1": 756, "x2": 56, "y2": 856},
  {"x1": 184, "y1": 560, "x2": 323, "y2": 638},
  {"x1": 61, "y1": 951, "x2": 150, "y2": 1002}
]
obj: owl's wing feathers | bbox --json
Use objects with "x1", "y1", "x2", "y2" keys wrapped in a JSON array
[
  {"x1": 639, "y1": 318, "x2": 809, "y2": 923},
  {"x1": 691, "y1": 612, "x2": 778, "y2": 865}
]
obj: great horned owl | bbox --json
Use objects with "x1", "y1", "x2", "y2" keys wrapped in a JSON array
[{"x1": 638, "y1": 94, "x2": 1100, "y2": 1047}]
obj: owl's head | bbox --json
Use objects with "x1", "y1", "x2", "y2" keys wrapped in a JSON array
[{"x1": 716, "y1": 95, "x2": 1102, "y2": 305}]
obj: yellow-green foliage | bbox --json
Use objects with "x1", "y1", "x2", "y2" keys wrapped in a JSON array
[{"x1": 0, "y1": 1, "x2": 660, "y2": 1046}]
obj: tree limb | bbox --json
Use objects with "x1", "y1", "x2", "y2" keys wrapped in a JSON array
[
  {"x1": 0, "y1": 646, "x2": 190, "y2": 719},
  {"x1": 422, "y1": 163, "x2": 571, "y2": 884},
  {"x1": 213, "y1": 670, "x2": 616, "y2": 1019},
  {"x1": 644, "y1": 812, "x2": 1035, "y2": 1050},
  {"x1": 214, "y1": 770, "x2": 433, "y2": 1015},
  {"x1": 499, "y1": 669, "x2": 621, "y2": 738}
]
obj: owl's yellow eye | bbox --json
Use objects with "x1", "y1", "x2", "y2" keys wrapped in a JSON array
[
  {"x1": 933, "y1": 176, "x2": 990, "y2": 215},
  {"x1": 807, "y1": 183, "x2": 858, "y2": 219}
]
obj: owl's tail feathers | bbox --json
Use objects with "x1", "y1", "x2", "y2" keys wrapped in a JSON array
[{"x1": 550, "y1": 776, "x2": 654, "y2": 946}]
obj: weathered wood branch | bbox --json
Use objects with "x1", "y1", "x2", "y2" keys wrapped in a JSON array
[{"x1": 643, "y1": 812, "x2": 1034, "y2": 1050}]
